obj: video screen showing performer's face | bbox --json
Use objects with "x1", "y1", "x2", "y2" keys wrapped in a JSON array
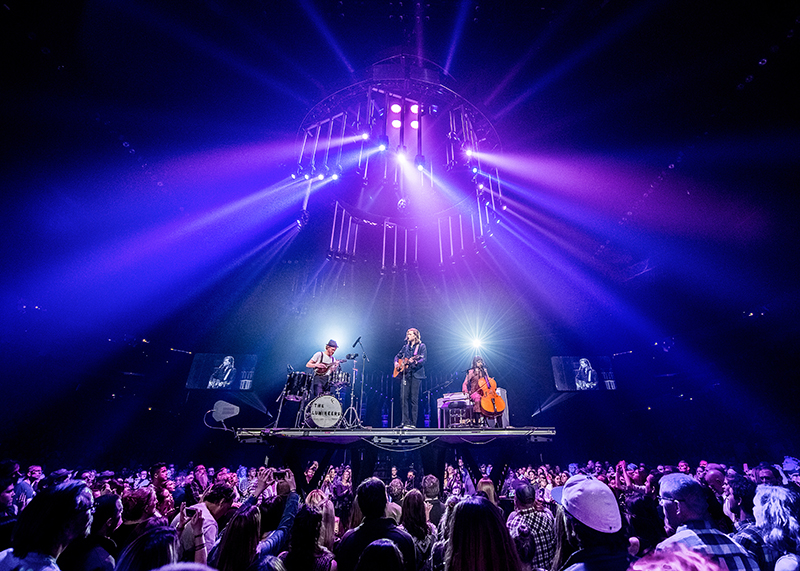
[
  {"x1": 185, "y1": 353, "x2": 258, "y2": 390},
  {"x1": 551, "y1": 356, "x2": 616, "y2": 392}
]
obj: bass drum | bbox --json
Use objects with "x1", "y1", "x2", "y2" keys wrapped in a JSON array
[{"x1": 304, "y1": 395, "x2": 342, "y2": 428}]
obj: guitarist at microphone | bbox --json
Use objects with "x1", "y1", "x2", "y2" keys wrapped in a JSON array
[
  {"x1": 394, "y1": 328, "x2": 427, "y2": 428},
  {"x1": 306, "y1": 339, "x2": 340, "y2": 398}
]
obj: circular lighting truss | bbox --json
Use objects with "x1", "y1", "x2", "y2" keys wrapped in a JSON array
[{"x1": 296, "y1": 54, "x2": 505, "y2": 270}]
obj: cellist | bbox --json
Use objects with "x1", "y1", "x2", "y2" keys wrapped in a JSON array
[{"x1": 462, "y1": 355, "x2": 504, "y2": 428}]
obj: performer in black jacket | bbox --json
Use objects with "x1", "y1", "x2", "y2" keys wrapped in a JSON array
[{"x1": 394, "y1": 328, "x2": 427, "y2": 428}]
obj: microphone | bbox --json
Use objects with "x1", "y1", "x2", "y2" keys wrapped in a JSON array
[{"x1": 352, "y1": 336, "x2": 361, "y2": 348}]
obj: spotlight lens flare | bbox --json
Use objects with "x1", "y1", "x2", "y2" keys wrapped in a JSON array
[
  {"x1": 472, "y1": 339, "x2": 482, "y2": 349},
  {"x1": 361, "y1": 133, "x2": 369, "y2": 140}
]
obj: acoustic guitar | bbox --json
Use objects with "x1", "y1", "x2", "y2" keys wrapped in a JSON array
[
  {"x1": 393, "y1": 355, "x2": 421, "y2": 378},
  {"x1": 477, "y1": 376, "x2": 506, "y2": 418}
]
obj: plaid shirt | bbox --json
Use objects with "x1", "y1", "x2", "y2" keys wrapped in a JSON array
[
  {"x1": 506, "y1": 505, "x2": 556, "y2": 570},
  {"x1": 657, "y1": 520, "x2": 760, "y2": 571},
  {"x1": 732, "y1": 520, "x2": 779, "y2": 571}
]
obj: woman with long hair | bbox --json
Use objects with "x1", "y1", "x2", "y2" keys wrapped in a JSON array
[
  {"x1": 215, "y1": 505, "x2": 262, "y2": 571},
  {"x1": 399, "y1": 489, "x2": 437, "y2": 571},
  {"x1": 446, "y1": 496, "x2": 522, "y2": 571},
  {"x1": 115, "y1": 526, "x2": 179, "y2": 571},
  {"x1": 430, "y1": 495, "x2": 460, "y2": 571},
  {"x1": 279, "y1": 504, "x2": 336, "y2": 571},
  {"x1": 476, "y1": 478, "x2": 498, "y2": 506},
  {"x1": 333, "y1": 466, "x2": 354, "y2": 536},
  {"x1": 305, "y1": 490, "x2": 337, "y2": 552}
]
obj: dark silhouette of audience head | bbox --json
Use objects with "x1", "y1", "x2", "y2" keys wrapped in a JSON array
[
  {"x1": 283, "y1": 504, "x2": 323, "y2": 571},
  {"x1": 90, "y1": 493, "x2": 123, "y2": 536},
  {"x1": 215, "y1": 504, "x2": 261, "y2": 571},
  {"x1": 115, "y1": 526, "x2": 179, "y2": 571},
  {"x1": 399, "y1": 489, "x2": 428, "y2": 541},
  {"x1": 354, "y1": 539, "x2": 404, "y2": 571},
  {"x1": 446, "y1": 495, "x2": 523, "y2": 571},
  {"x1": 356, "y1": 477, "x2": 387, "y2": 520},
  {"x1": 11, "y1": 479, "x2": 93, "y2": 559}
]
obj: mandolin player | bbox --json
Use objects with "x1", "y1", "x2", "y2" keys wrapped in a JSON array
[
  {"x1": 462, "y1": 355, "x2": 504, "y2": 428},
  {"x1": 306, "y1": 339, "x2": 340, "y2": 397},
  {"x1": 394, "y1": 328, "x2": 427, "y2": 428}
]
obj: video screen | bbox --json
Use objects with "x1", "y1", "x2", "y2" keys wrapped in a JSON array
[
  {"x1": 551, "y1": 356, "x2": 616, "y2": 392},
  {"x1": 186, "y1": 353, "x2": 258, "y2": 391}
]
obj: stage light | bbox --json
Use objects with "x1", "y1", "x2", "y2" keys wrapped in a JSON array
[
  {"x1": 331, "y1": 173, "x2": 339, "y2": 180},
  {"x1": 391, "y1": 119, "x2": 402, "y2": 129},
  {"x1": 317, "y1": 173, "x2": 325, "y2": 180},
  {"x1": 472, "y1": 339, "x2": 482, "y2": 349},
  {"x1": 291, "y1": 173, "x2": 297, "y2": 179},
  {"x1": 304, "y1": 173, "x2": 311, "y2": 180},
  {"x1": 397, "y1": 198, "x2": 407, "y2": 211},
  {"x1": 466, "y1": 148, "x2": 473, "y2": 157},
  {"x1": 361, "y1": 132, "x2": 369, "y2": 140},
  {"x1": 414, "y1": 154, "x2": 425, "y2": 171},
  {"x1": 472, "y1": 166, "x2": 479, "y2": 174},
  {"x1": 390, "y1": 103, "x2": 402, "y2": 113},
  {"x1": 410, "y1": 120, "x2": 419, "y2": 129},
  {"x1": 410, "y1": 104, "x2": 419, "y2": 114},
  {"x1": 377, "y1": 135, "x2": 389, "y2": 151}
]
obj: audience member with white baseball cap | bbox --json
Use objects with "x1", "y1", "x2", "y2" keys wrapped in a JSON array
[{"x1": 551, "y1": 475, "x2": 634, "y2": 571}]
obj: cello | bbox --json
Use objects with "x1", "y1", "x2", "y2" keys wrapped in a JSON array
[{"x1": 477, "y1": 375, "x2": 506, "y2": 418}]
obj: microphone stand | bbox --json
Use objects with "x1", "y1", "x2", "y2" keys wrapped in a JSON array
[
  {"x1": 357, "y1": 338, "x2": 369, "y2": 426},
  {"x1": 342, "y1": 339, "x2": 369, "y2": 428}
]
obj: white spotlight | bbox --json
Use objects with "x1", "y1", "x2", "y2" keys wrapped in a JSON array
[
  {"x1": 472, "y1": 339, "x2": 482, "y2": 349},
  {"x1": 410, "y1": 104, "x2": 419, "y2": 114},
  {"x1": 410, "y1": 120, "x2": 419, "y2": 129},
  {"x1": 390, "y1": 103, "x2": 402, "y2": 113},
  {"x1": 391, "y1": 119, "x2": 402, "y2": 129}
]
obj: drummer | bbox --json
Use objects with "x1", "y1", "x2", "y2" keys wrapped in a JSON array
[{"x1": 306, "y1": 339, "x2": 340, "y2": 398}]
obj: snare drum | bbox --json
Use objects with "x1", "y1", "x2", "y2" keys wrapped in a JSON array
[
  {"x1": 284, "y1": 372, "x2": 310, "y2": 402},
  {"x1": 304, "y1": 395, "x2": 342, "y2": 428}
]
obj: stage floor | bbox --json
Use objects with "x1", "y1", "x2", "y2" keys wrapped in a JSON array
[{"x1": 235, "y1": 426, "x2": 555, "y2": 446}]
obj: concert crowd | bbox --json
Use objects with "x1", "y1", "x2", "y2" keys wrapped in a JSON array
[{"x1": 1, "y1": 456, "x2": 799, "y2": 571}]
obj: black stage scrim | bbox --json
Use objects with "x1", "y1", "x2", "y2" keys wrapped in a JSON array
[
  {"x1": 551, "y1": 356, "x2": 616, "y2": 392},
  {"x1": 186, "y1": 353, "x2": 258, "y2": 391}
]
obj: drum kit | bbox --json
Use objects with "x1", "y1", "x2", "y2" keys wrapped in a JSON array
[{"x1": 276, "y1": 364, "x2": 358, "y2": 429}]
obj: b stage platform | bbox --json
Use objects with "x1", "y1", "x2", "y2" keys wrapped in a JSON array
[
  {"x1": 235, "y1": 426, "x2": 555, "y2": 447},
  {"x1": 234, "y1": 426, "x2": 556, "y2": 488}
]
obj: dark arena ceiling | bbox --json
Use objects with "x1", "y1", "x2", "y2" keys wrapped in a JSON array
[{"x1": 1, "y1": 0, "x2": 799, "y2": 466}]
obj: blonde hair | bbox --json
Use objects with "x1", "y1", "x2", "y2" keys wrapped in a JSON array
[
  {"x1": 407, "y1": 328, "x2": 421, "y2": 344},
  {"x1": 305, "y1": 489, "x2": 336, "y2": 551}
]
